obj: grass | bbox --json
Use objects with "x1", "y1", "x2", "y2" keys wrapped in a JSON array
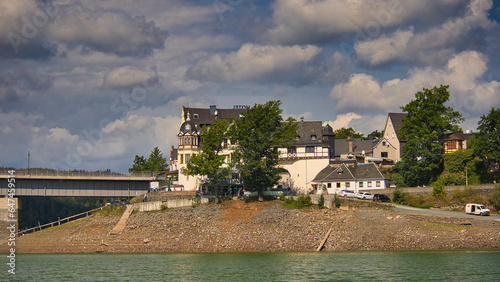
[{"x1": 92, "y1": 205, "x2": 126, "y2": 217}]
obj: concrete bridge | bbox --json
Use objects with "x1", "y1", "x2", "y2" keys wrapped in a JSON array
[{"x1": 0, "y1": 170, "x2": 155, "y2": 197}]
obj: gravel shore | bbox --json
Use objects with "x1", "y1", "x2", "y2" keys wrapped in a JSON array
[{"x1": 6, "y1": 200, "x2": 500, "y2": 253}]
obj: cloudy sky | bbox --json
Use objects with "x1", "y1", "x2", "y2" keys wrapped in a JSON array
[{"x1": 1, "y1": 0, "x2": 499, "y2": 173}]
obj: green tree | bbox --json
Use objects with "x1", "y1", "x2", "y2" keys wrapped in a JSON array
[
  {"x1": 367, "y1": 130, "x2": 383, "y2": 140},
  {"x1": 146, "y1": 147, "x2": 168, "y2": 173},
  {"x1": 332, "y1": 127, "x2": 365, "y2": 139},
  {"x1": 393, "y1": 85, "x2": 464, "y2": 187},
  {"x1": 181, "y1": 118, "x2": 231, "y2": 203},
  {"x1": 128, "y1": 155, "x2": 147, "y2": 172},
  {"x1": 230, "y1": 100, "x2": 298, "y2": 201},
  {"x1": 128, "y1": 147, "x2": 168, "y2": 174},
  {"x1": 472, "y1": 108, "x2": 500, "y2": 172}
]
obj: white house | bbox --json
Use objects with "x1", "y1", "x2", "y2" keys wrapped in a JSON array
[{"x1": 311, "y1": 162, "x2": 388, "y2": 194}]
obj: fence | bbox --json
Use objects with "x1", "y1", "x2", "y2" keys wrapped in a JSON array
[{"x1": 16, "y1": 206, "x2": 103, "y2": 236}]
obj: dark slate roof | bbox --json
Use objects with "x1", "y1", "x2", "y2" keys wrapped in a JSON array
[
  {"x1": 334, "y1": 138, "x2": 375, "y2": 155},
  {"x1": 388, "y1": 112, "x2": 408, "y2": 131},
  {"x1": 294, "y1": 121, "x2": 325, "y2": 146},
  {"x1": 313, "y1": 163, "x2": 384, "y2": 182},
  {"x1": 183, "y1": 106, "x2": 246, "y2": 126}
]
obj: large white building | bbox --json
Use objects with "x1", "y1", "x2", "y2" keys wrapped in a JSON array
[{"x1": 170, "y1": 105, "x2": 336, "y2": 194}]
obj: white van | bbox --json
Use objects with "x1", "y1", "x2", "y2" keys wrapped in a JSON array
[{"x1": 465, "y1": 203, "x2": 490, "y2": 216}]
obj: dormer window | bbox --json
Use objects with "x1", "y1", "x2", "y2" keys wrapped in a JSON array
[
  {"x1": 193, "y1": 114, "x2": 199, "y2": 119},
  {"x1": 311, "y1": 135, "x2": 317, "y2": 141},
  {"x1": 295, "y1": 135, "x2": 300, "y2": 140}
]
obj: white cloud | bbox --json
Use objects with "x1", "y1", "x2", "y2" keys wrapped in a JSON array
[
  {"x1": 354, "y1": 0, "x2": 494, "y2": 66},
  {"x1": 186, "y1": 43, "x2": 321, "y2": 82},
  {"x1": 268, "y1": 0, "x2": 463, "y2": 44},
  {"x1": 330, "y1": 51, "x2": 500, "y2": 115},
  {"x1": 102, "y1": 66, "x2": 154, "y2": 89},
  {"x1": 323, "y1": 113, "x2": 362, "y2": 131}
]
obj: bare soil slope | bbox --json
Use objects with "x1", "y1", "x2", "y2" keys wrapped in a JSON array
[{"x1": 4, "y1": 201, "x2": 500, "y2": 253}]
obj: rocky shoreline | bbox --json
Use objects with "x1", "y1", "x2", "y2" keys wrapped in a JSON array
[{"x1": 5, "y1": 200, "x2": 500, "y2": 254}]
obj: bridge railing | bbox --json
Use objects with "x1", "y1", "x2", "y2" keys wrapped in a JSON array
[
  {"x1": 0, "y1": 169, "x2": 157, "y2": 178},
  {"x1": 16, "y1": 206, "x2": 104, "y2": 236}
]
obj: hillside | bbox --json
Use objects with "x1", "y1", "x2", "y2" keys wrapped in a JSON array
[{"x1": 4, "y1": 200, "x2": 500, "y2": 253}]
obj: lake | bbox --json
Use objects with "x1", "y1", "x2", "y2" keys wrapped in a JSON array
[{"x1": 4, "y1": 250, "x2": 500, "y2": 281}]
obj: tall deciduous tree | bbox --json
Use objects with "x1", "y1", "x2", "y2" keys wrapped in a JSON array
[
  {"x1": 181, "y1": 118, "x2": 231, "y2": 203},
  {"x1": 229, "y1": 100, "x2": 298, "y2": 201},
  {"x1": 471, "y1": 107, "x2": 500, "y2": 173},
  {"x1": 393, "y1": 85, "x2": 464, "y2": 187}
]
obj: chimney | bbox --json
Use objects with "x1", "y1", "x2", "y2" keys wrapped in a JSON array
[{"x1": 348, "y1": 140, "x2": 353, "y2": 153}]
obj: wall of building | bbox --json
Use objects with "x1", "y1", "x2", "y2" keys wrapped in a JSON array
[{"x1": 281, "y1": 158, "x2": 329, "y2": 194}]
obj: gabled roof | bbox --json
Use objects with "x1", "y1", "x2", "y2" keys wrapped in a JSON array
[
  {"x1": 334, "y1": 138, "x2": 375, "y2": 155},
  {"x1": 313, "y1": 163, "x2": 385, "y2": 182},
  {"x1": 444, "y1": 132, "x2": 466, "y2": 141},
  {"x1": 183, "y1": 106, "x2": 246, "y2": 127},
  {"x1": 294, "y1": 120, "x2": 325, "y2": 146},
  {"x1": 388, "y1": 112, "x2": 408, "y2": 131}
]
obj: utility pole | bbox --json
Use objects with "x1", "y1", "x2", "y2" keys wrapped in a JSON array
[
  {"x1": 28, "y1": 151, "x2": 30, "y2": 176},
  {"x1": 466, "y1": 166, "x2": 468, "y2": 186}
]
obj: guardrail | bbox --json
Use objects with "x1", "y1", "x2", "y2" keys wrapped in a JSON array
[
  {"x1": 16, "y1": 206, "x2": 103, "y2": 236},
  {"x1": 0, "y1": 169, "x2": 159, "y2": 178}
]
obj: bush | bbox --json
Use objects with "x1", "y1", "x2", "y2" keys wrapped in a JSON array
[
  {"x1": 160, "y1": 204, "x2": 168, "y2": 211},
  {"x1": 489, "y1": 185, "x2": 500, "y2": 211},
  {"x1": 392, "y1": 188, "x2": 407, "y2": 204},
  {"x1": 278, "y1": 192, "x2": 286, "y2": 201},
  {"x1": 192, "y1": 197, "x2": 201, "y2": 208},
  {"x1": 334, "y1": 193, "x2": 341, "y2": 209},
  {"x1": 318, "y1": 194, "x2": 325, "y2": 209},
  {"x1": 282, "y1": 195, "x2": 312, "y2": 209}
]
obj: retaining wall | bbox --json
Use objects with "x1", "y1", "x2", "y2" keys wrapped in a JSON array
[{"x1": 134, "y1": 197, "x2": 209, "y2": 212}]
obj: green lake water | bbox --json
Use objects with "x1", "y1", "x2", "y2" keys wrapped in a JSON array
[{"x1": 3, "y1": 250, "x2": 500, "y2": 281}]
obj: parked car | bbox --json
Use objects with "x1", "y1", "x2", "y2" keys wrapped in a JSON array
[
  {"x1": 373, "y1": 194, "x2": 391, "y2": 202},
  {"x1": 357, "y1": 192, "x2": 374, "y2": 200},
  {"x1": 339, "y1": 190, "x2": 357, "y2": 198},
  {"x1": 465, "y1": 203, "x2": 490, "y2": 216}
]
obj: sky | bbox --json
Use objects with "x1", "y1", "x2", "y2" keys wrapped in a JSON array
[{"x1": 1, "y1": 0, "x2": 500, "y2": 173}]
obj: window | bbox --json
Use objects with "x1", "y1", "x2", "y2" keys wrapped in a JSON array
[
  {"x1": 447, "y1": 141, "x2": 456, "y2": 150},
  {"x1": 346, "y1": 182, "x2": 350, "y2": 188},
  {"x1": 336, "y1": 182, "x2": 341, "y2": 188},
  {"x1": 180, "y1": 154, "x2": 184, "y2": 164},
  {"x1": 288, "y1": 148, "x2": 296, "y2": 154},
  {"x1": 382, "y1": 141, "x2": 386, "y2": 146},
  {"x1": 359, "y1": 182, "x2": 364, "y2": 188},
  {"x1": 185, "y1": 154, "x2": 191, "y2": 163},
  {"x1": 368, "y1": 181, "x2": 372, "y2": 188},
  {"x1": 381, "y1": 152, "x2": 388, "y2": 158},
  {"x1": 305, "y1": 146, "x2": 315, "y2": 153},
  {"x1": 193, "y1": 114, "x2": 199, "y2": 119},
  {"x1": 376, "y1": 181, "x2": 381, "y2": 187},
  {"x1": 327, "y1": 183, "x2": 331, "y2": 188}
]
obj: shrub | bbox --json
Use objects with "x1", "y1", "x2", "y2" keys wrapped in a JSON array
[
  {"x1": 392, "y1": 188, "x2": 407, "y2": 204},
  {"x1": 282, "y1": 195, "x2": 312, "y2": 209},
  {"x1": 334, "y1": 193, "x2": 341, "y2": 209},
  {"x1": 160, "y1": 204, "x2": 168, "y2": 211},
  {"x1": 192, "y1": 197, "x2": 201, "y2": 208},
  {"x1": 278, "y1": 192, "x2": 286, "y2": 201},
  {"x1": 318, "y1": 194, "x2": 325, "y2": 209},
  {"x1": 296, "y1": 195, "x2": 312, "y2": 209},
  {"x1": 489, "y1": 185, "x2": 500, "y2": 211}
]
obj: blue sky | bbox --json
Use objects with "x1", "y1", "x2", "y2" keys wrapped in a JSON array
[{"x1": 1, "y1": 0, "x2": 499, "y2": 173}]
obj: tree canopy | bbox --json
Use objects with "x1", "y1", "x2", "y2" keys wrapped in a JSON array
[
  {"x1": 393, "y1": 85, "x2": 464, "y2": 187},
  {"x1": 472, "y1": 107, "x2": 500, "y2": 170},
  {"x1": 229, "y1": 100, "x2": 298, "y2": 200},
  {"x1": 332, "y1": 127, "x2": 365, "y2": 139},
  {"x1": 181, "y1": 118, "x2": 231, "y2": 201},
  {"x1": 128, "y1": 147, "x2": 168, "y2": 173}
]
